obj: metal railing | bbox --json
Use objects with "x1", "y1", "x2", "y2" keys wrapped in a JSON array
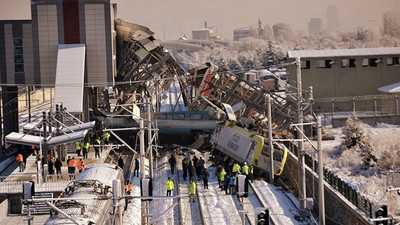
[
  {"x1": 286, "y1": 142, "x2": 373, "y2": 217},
  {"x1": 0, "y1": 173, "x2": 75, "y2": 194}
]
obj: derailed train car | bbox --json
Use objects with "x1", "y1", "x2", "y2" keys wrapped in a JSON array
[
  {"x1": 211, "y1": 121, "x2": 288, "y2": 176},
  {"x1": 45, "y1": 163, "x2": 125, "y2": 225}
]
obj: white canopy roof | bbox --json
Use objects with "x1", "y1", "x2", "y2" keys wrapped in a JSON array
[{"x1": 378, "y1": 82, "x2": 400, "y2": 93}]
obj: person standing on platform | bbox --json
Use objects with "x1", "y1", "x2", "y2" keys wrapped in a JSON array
[
  {"x1": 55, "y1": 158, "x2": 62, "y2": 175},
  {"x1": 241, "y1": 162, "x2": 249, "y2": 176},
  {"x1": 182, "y1": 156, "x2": 190, "y2": 181},
  {"x1": 166, "y1": 177, "x2": 174, "y2": 196},
  {"x1": 168, "y1": 154, "x2": 176, "y2": 175},
  {"x1": 249, "y1": 165, "x2": 254, "y2": 183},
  {"x1": 94, "y1": 137, "x2": 101, "y2": 158},
  {"x1": 77, "y1": 159, "x2": 85, "y2": 173},
  {"x1": 68, "y1": 157, "x2": 77, "y2": 180},
  {"x1": 103, "y1": 132, "x2": 110, "y2": 148},
  {"x1": 82, "y1": 141, "x2": 90, "y2": 159},
  {"x1": 48, "y1": 158, "x2": 55, "y2": 175},
  {"x1": 189, "y1": 180, "x2": 196, "y2": 202},
  {"x1": 133, "y1": 158, "x2": 139, "y2": 177},
  {"x1": 16, "y1": 153, "x2": 24, "y2": 172},
  {"x1": 75, "y1": 140, "x2": 82, "y2": 157}
]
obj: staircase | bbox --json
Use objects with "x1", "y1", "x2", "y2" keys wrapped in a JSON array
[{"x1": 22, "y1": 193, "x2": 53, "y2": 215}]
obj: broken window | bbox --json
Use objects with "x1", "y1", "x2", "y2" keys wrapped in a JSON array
[
  {"x1": 155, "y1": 114, "x2": 167, "y2": 119},
  {"x1": 301, "y1": 60, "x2": 310, "y2": 69}
]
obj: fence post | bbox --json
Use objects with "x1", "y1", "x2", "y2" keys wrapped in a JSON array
[
  {"x1": 331, "y1": 99, "x2": 335, "y2": 123},
  {"x1": 396, "y1": 96, "x2": 399, "y2": 115},
  {"x1": 374, "y1": 97, "x2": 377, "y2": 116},
  {"x1": 352, "y1": 98, "x2": 356, "y2": 112}
]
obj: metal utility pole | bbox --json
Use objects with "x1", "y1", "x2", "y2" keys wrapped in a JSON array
[
  {"x1": 139, "y1": 119, "x2": 145, "y2": 179},
  {"x1": 296, "y1": 57, "x2": 307, "y2": 209},
  {"x1": 28, "y1": 86, "x2": 31, "y2": 123},
  {"x1": 267, "y1": 94, "x2": 274, "y2": 183},
  {"x1": 317, "y1": 116, "x2": 325, "y2": 225},
  {"x1": 147, "y1": 97, "x2": 153, "y2": 179}
]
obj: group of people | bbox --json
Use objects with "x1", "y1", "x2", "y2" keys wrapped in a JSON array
[
  {"x1": 74, "y1": 131, "x2": 111, "y2": 159},
  {"x1": 217, "y1": 161, "x2": 253, "y2": 195},
  {"x1": 165, "y1": 176, "x2": 197, "y2": 203}
]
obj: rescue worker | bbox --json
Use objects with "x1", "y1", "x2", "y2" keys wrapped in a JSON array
[
  {"x1": 125, "y1": 181, "x2": 133, "y2": 195},
  {"x1": 82, "y1": 141, "x2": 90, "y2": 159},
  {"x1": 182, "y1": 156, "x2": 190, "y2": 181},
  {"x1": 77, "y1": 159, "x2": 85, "y2": 173},
  {"x1": 249, "y1": 165, "x2": 254, "y2": 183},
  {"x1": 232, "y1": 162, "x2": 241, "y2": 175},
  {"x1": 189, "y1": 180, "x2": 196, "y2": 202},
  {"x1": 228, "y1": 174, "x2": 236, "y2": 195},
  {"x1": 219, "y1": 168, "x2": 227, "y2": 191},
  {"x1": 68, "y1": 157, "x2": 77, "y2": 180},
  {"x1": 103, "y1": 132, "x2": 110, "y2": 145},
  {"x1": 241, "y1": 162, "x2": 249, "y2": 175},
  {"x1": 94, "y1": 138, "x2": 101, "y2": 158},
  {"x1": 16, "y1": 153, "x2": 24, "y2": 172},
  {"x1": 166, "y1": 177, "x2": 174, "y2": 196},
  {"x1": 75, "y1": 140, "x2": 82, "y2": 156}
]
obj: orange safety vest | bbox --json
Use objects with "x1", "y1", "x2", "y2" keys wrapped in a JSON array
[
  {"x1": 77, "y1": 161, "x2": 85, "y2": 171},
  {"x1": 68, "y1": 159, "x2": 77, "y2": 167},
  {"x1": 125, "y1": 184, "x2": 129, "y2": 191},
  {"x1": 16, "y1": 154, "x2": 23, "y2": 162},
  {"x1": 128, "y1": 183, "x2": 133, "y2": 191}
]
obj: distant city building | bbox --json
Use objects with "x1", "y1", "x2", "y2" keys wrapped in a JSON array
[
  {"x1": 192, "y1": 27, "x2": 220, "y2": 41},
  {"x1": 327, "y1": 5, "x2": 339, "y2": 33},
  {"x1": 192, "y1": 28, "x2": 211, "y2": 40},
  {"x1": 233, "y1": 27, "x2": 251, "y2": 41},
  {"x1": 308, "y1": 18, "x2": 323, "y2": 34}
]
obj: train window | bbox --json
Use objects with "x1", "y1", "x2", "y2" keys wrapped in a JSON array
[
  {"x1": 273, "y1": 150, "x2": 283, "y2": 162},
  {"x1": 172, "y1": 113, "x2": 185, "y2": 120},
  {"x1": 341, "y1": 59, "x2": 349, "y2": 67},
  {"x1": 362, "y1": 58, "x2": 369, "y2": 67},
  {"x1": 301, "y1": 60, "x2": 310, "y2": 69},
  {"x1": 349, "y1": 59, "x2": 356, "y2": 67},
  {"x1": 155, "y1": 114, "x2": 167, "y2": 119},
  {"x1": 190, "y1": 113, "x2": 203, "y2": 120}
]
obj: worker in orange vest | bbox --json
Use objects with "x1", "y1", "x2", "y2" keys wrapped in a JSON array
[
  {"x1": 68, "y1": 157, "x2": 77, "y2": 179},
  {"x1": 77, "y1": 159, "x2": 85, "y2": 173},
  {"x1": 125, "y1": 180, "x2": 133, "y2": 195},
  {"x1": 16, "y1": 153, "x2": 25, "y2": 172}
]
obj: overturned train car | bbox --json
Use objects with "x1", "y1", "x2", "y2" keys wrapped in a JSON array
[{"x1": 211, "y1": 121, "x2": 288, "y2": 176}]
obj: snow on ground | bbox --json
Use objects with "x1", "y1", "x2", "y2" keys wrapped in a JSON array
[
  {"x1": 304, "y1": 121, "x2": 400, "y2": 214},
  {"x1": 252, "y1": 181, "x2": 316, "y2": 225},
  {"x1": 123, "y1": 172, "x2": 141, "y2": 225}
]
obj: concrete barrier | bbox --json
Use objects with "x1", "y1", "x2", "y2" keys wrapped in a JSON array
[
  {"x1": 0, "y1": 198, "x2": 8, "y2": 221},
  {"x1": 281, "y1": 151, "x2": 370, "y2": 225}
]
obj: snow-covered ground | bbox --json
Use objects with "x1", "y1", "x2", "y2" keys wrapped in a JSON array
[
  {"x1": 304, "y1": 121, "x2": 400, "y2": 214},
  {"x1": 123, "y1": 147, "x2": 318, "y2": 224}
]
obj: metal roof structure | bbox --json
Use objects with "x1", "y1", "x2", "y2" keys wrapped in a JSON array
[
  {"x1": 54, "y1": 44, "x2": 85, "y2": 113},
  {"x1": 287, "y1": 47, "x2": 400, "y2": 58}
]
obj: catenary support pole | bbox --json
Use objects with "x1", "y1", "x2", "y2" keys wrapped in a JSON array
[
  {"x1": 147, "y1": 97, "x2": 153, "y2": 179},
  {"x1": 296, "y1": 57, "x2": 307, "y2": 209},
  {"x1": 139, "y1": 119, "x2": 145, "y2": 179},
  {"x1": 267, "y1": 94, "x2": 274, "y2": 183},
  {"x1": 317, "y1": 116, "x2": 325, "y2": 225}
]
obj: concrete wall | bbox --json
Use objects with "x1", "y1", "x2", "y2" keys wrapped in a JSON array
[
  {"x1": 282, "y1": 151, "x2": 370, "y2": 225},
  {"x1": 332, "y1": 114, "x2": 400, "y2": 128},
  {"x1": 288, "y1": 55, "x2": 400, "y2": 99}
]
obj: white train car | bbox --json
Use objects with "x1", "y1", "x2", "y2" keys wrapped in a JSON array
[{"x1": 45, "y1": 163, "x2": 125, "y2": 225}]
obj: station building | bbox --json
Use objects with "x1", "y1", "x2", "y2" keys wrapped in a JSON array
[
  {"x1": 0, "y1": 0, "x2": 117, "y2": 138},
  {"x1": 287, "y1": 47, "x2": 400, "y2": 113},
  {"x1": 287, "y1": 47, "x2": 400, "y2": 98}
]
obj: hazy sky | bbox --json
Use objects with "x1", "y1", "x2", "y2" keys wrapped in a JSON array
[{"x1": 1, "y1": 0, "x2": 399, "y2": 40}]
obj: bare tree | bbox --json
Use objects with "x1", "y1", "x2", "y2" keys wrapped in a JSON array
[
  {"x1": 272, "y1": 23, "x2": 294, "y2": 43},
  {"x1": 382, "y1": 11, "x2": 400, "y2": 37}
]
